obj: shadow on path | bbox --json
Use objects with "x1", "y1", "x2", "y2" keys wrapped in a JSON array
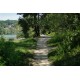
[{"x1": 33, "y1": 35, "x2": 51, "y2": 66}]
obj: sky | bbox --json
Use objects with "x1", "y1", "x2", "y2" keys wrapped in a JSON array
[{"x1": 0, "y1": 13, "x2": 22, "y2": 20}]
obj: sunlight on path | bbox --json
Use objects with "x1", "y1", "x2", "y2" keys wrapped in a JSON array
[{"x1": 33, "y1": 35, "x2": 51, "y2": 66}]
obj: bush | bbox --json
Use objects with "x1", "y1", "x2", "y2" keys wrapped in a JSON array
[
  {"x1": 28, "y1": 27, "x2": 35, "y2": 38},
  {"x1": 48, "y1": 30, "x2": 80, "y2": 65},
  {"x1": 0, "y1": 38, "x2": 36, "y2": 66}
]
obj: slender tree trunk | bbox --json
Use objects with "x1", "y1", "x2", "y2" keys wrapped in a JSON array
[
  {"x1": 34, "y1": 15, "x2": 37, "y2": 37},
  {"x1": 34, "y1": 14, "x2": 40, "y2": 37},
  {"x1": 37, "y1": 13, "x2": 40, "y2": 37}
]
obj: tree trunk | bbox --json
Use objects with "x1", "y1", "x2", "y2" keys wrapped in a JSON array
[
  {"x1": 37, "y1": 13, "x2": 40, "y2": 37},
  {"x1": 34, "y1": 14, "x2": 40, "y2": 37}
]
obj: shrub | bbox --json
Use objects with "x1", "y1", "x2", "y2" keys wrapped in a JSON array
[
  {"x1": 48, "y1": 30, "x2": 80, "y2": 65},
  {"x1": 0, "y1": 38, "x2": 35, "y2": 66}
]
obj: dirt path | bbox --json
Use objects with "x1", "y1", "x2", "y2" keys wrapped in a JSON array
[{"x1": 33, "y1": 35, "x2": 51, "y2": 66}]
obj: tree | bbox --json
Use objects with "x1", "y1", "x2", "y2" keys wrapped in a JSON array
[
  {"x1": 18, "y1": 13, "x2": 47, "y2": 37},
  {"x1": 0, "y1": 20, "x2": 18, "y2": 35}
]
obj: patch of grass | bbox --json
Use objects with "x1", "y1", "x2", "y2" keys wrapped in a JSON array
[
  {"x1": 0, "y1": 38, "x2": 37, "y2": 66},
  {"x1": 14, "y1": 38, "x2": 37, "y2": 49},
  {"x1": 48, "y1": 32, "x2": 55, "y2": 37}
]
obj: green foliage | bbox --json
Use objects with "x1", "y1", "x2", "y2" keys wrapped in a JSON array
[
  {"x1": 47, "y1": 32, "x2": 65, "y2": 47},
  {"x1": 28, "y1": 27, "x2": 35, "y2": 38},
  {"x1": 0, "y1": 38, "x2": 36, "y2": 66},
  {"x1": 18, "y1": 18, "x2": 29, "y2": 38},
  {"x1": 0, "y1": 20, "x2": 18, "y2": 35},
  {"x1": 43, "y1": 13, "x2": 80, "y2": 65},
  {"x1": 0, "y1": 20, "x2": 23, "y2": 38},
  {"x1": 0, "y1": 13, "x2": 79, "y2": 66},
  {"x1": 18, "y1": 13, "x2": 80, "y2": 65},
  {"x1": 18, "y1": 13, "x2": 47, "y2": 37},
  {"x1": 48, "y1": 30, "x2": 80, "y2": 65}
]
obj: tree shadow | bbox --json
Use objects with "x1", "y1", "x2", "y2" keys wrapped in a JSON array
[
  {"x1": 34, "y1": 54, "x2": 48, "y2": 60},
  {"x1": 5, "y1": 51, "x2": 34, "y2": 66},
  {"x1": 14, "y1": 38, "x2": 37, "y2": 49},
  {"x1": 48, "y1": 49, "x2": 57, "y2": 57},
  {"x1": 0, "y1": 39, "x2": 36, "y2": 66},
  {"x1": 51, "y1": 53, "x2": 80, "y2": 66},
  {"x1": 48, "y1": 48, "x2": 80, "y2": 66}
]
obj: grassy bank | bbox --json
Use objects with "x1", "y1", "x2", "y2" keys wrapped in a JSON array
[{"x1": 0, "y1": 38, "x2": 37, "y2": 66}]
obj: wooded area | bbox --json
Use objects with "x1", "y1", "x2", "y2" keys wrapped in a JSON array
[{"x1": 0, "y1": 13, "x2": 80, "y2": 66}]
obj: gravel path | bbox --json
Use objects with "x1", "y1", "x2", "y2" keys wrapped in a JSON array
[{"x1": 33, "y1": 35, "x2": 51, "y2": 66}]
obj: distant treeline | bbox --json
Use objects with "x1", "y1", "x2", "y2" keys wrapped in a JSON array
[
  {"x1": 0, "y1": 20, "x2": 22, "y2": 35},
  {"x1": 0, "y1": 20, "x2": 17, "y2": 28}
]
